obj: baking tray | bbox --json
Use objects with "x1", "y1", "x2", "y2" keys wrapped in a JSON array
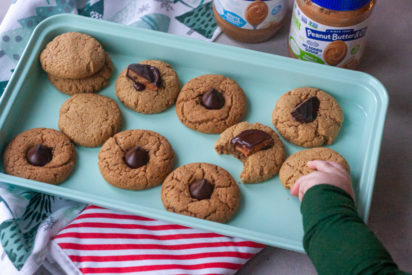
[{"x1": 0, "y1": 14, "x2": 388, "y2": 252}]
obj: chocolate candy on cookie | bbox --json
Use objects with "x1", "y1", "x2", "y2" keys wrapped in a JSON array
[
  {"x1": 215, "y1": 121, "x2": 285, "y2": 183},
  {"x1": 201, "y1": 89, "x2": 225, "y2": 110},
  {"x1": 3, "y1": 128, "x2": 76, "y2": 184},
  {"x1": 98, "y1": 130, "x2": 175, "y2": 190},
  {"x1": 272, "y1": 87, "x2": 343, "y2": 147},
  {"x1": 176, "y1": 74, "x2": 247, "y2": 134},
  {"x1": 231, "y1": 129, "x2": 274, "y2": 157},
  {"x1": 126, "y1": 64, "x2": 161, "y2": 91},
  {"x1": 116, "y1": 60, "x2": 180, "y2": 114},
  {"x1": 290, "y1": 96, "x2": 320, "y2": 123},
  {"x1": 26, "y1": 144, "x2": 53, "y2": 166},
  {"x1": 124, "y1": 147, "x2": 149, "y2": 169},
  {"x1": 161, "y1": 163, "x2": 240, "y2": 223},
  {"x1": 189, "y1": 179, "x2": 214, "y2": 200}
]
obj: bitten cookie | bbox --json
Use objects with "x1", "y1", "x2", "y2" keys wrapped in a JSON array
[
  {"x1": 161, "y1": 163, "x2": 240, "y2": 223},
  {"x1": 58, "y1": 94, "x2": 122, "y2": 147},
  {"x1": 116, "y1": 60, "x2": 180, "y2": 114},
  {"x1": 176, "y1": 74, "x2": 247, "y2": 134},
  {"x1": 48, "y1": 53, "x2": 113, "y2": 95},
  {"x1": 272, "y1": 87, "x2": 344, "y2": 147},
  {"x1": 98, "y1": 130, "x2": 175, "y2": 190},
  {"x1": 279, "y1": 147, "x2": 350, "y2": 190},
  {"x1": 215, "y1": 121, "x2": 285, "y2": 183},
  {"x1": 40, "y1": 32, "x2": 106, "y2": 79},
  {"x1": 3, "y1": 128, "x2": 76, "y2": 184}
]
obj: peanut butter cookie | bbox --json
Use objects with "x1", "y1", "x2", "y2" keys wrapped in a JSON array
[
  {"x1": 98, "y1": 130, "x2": 175, "y2": 190},
  {"x1": 116, "y1": 60, "x2": 180, "y2": 114},
  {"x1": 58, "y1": 94, "x2": 122, "y2": 147},
  {"x1": 215, "y1": 121, "x2": 285, "y2": 183},
  {"x1": 161, "y1": 163, "x2": 240, "y2": 223},
  {"x1": 272, "y1": 87, "x2": 344, "y2": 147},
  {"x1": 40, "y1": 32, "x2": 106, "y2": 79},
  {"x1": 48, "y1": 53, "x2": 113, "y2": 95},
  {"x1": 279, "y1": 147, "x2": 350, "y2": 190},
  {"x1": 176, "y1": 74, "x2": 247, "y2": 134},
  {"x1": 3, "y1": 128, "x2": 76, "y2": 184}
]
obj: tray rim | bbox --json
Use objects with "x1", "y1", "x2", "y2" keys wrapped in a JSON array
[{"x1": 0, "y1": 14, "x2": 389, "y2": 252}]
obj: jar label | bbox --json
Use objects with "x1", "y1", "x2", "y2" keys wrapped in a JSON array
[
  {"x1": 289, "y1": 2, "x2": 369, "y2": 68},
  {"x1": 214, "y1": 0, "x2": 287, "y2": 30}
]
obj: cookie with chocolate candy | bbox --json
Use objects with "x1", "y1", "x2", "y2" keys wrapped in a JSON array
[
  {"x1": 161, "y1": 163, "x2": 240, "y2": 223},
  {"x1": 272, "y1": 87, "x2": 343, "y2": 147},
  {"x1": 215, "y1": 121, "x2": 285, "y2": 183},
  {"x1": 98, "y1": 130, "x2": 175, "y2": 190},
  {"x1": 176, "y1": 74, "x2": 247, "y2": 134},
  {"x1": 116, "y1": 60, "x2": 180, "y2": 114},
  {"x1": 3, "y1": 128, "x2": 76, "y2": 184}
]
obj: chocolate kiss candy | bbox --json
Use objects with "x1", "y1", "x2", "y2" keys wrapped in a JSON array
[
  {"x1": 124, "y1": 147, "x2": 149, "y2": 169},
  {"x1": 189, "y1": 179, "x2": 214, "y2": 200},
  {"x1": 231, "y1": 129, "x2": 274, "y2": 157},
  {"x1": 26, "y1": 144, "x2": 53, "y2": 166},
  {"x1": 126, "y1": 64, "x2": 161, "y2": 91},
  {"x1": 291, "y1": 96, "x2": 320, "y2": 123},
  {"x1": 201, "y1": 89, "x2": 225, "y2": 110},
  {"x1": 133, "y1": 82, "x2": 145, "y2": 91}
]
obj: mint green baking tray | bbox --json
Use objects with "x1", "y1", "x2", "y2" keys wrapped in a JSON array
[{"x1": 0, "y1": 14, "x2": 388, "y2": 252}]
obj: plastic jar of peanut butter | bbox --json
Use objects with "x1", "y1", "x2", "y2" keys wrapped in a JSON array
[
  {"x1": 288, "y1": 0, "x2": 376, "y2": 69},
  {"x1": 213, "y1": 0, "x2": 287, "y2": 43}
]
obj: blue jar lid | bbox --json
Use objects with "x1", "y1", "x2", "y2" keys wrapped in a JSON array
[{"x1": 311, "y1": 0, "x2": 371, "y2": 11}]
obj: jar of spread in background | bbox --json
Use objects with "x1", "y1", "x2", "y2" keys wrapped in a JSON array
[
  {"x1": 288, "y1": 0, "x2": 376, "y2": 69},
  {"x1": 213, "y1": 0, "x2": 287, "y2": 43}
]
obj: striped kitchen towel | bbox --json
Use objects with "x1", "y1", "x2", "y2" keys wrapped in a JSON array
[{"x1": 49, "y1": 205, "x2": 265, "y2": 275}]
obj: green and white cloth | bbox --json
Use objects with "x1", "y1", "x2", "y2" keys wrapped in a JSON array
[{"x1": 0, "y1": 1, "x2": 220, "y2": 274}]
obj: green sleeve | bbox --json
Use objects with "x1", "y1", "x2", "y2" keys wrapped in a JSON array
[{"x1": 301, "y1": 184, "x2": 409, "y2": 275}]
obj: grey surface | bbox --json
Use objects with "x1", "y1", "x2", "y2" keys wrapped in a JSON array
[
  {"x1": 1, "y1": 0, "x2": 411, "y2": 274},
  {"x1": 216, "y1": 1, "x2": 412, "y2": 274},
  {"x1": 0, "y1": 0, "x2": 12, "y2": 24}
]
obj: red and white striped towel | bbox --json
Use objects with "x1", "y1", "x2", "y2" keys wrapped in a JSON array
[{"x1": 50, "y1": 206, "x2": 265, "y2": 275}]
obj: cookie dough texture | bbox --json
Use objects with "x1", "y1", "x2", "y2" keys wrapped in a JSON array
[
  {"x1": 279, "y1": 147, "x2": 350, "y2": 189},
  {"x1": 161, "y1": 163, "x2": 240, "y2": 223},
  {"x1": 272, "y1": 87, "x2": 343, "y2": 147},
  {"x1": 116, "y1": 60, "x2": 180, "y2": 114},
  {"x1": 48, "y1": 53, "x2": 113, "y2": 95},
  {"x1": 40, "y1": 32, "x2": 106, "y2": 79},
  {"x1": 176, "y1": 74, "x2": 247, "y2": 134},
  {"x1": 98, "y1": 130, "x2": 175, "y2": 190},
  {"x1": 3, "y1": 128, "x2": 76, "y2": 184},
  {"x1": 215, "y1": 121, "x2": 285, "y2": 183},
  {"x1": 58, "y1": 94, "x2": 122, "y2": 147}
]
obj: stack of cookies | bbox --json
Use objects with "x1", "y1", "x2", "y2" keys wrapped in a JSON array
[{"x1": 40, "y1": 32, "x2": 113, "y2": 95}]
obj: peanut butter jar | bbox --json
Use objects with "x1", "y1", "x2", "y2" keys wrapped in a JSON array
[
  {"x1": 288, "y1": 0, "x2": 376, "y2": 69},
  {"x1": 213, "y1": 0, "x2": 287, "y2": 43}
]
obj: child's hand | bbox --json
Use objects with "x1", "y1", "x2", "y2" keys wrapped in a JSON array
[{"x1": 290, "y1": 160, "x2": 354, "y2": 201}]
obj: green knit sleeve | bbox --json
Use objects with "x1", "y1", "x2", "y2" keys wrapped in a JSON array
[{"x1": 301, "y1": 184, "x2": 409, "y2": 275}]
